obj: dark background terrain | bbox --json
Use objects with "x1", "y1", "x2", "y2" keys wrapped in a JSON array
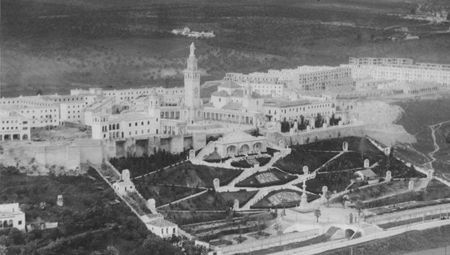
[{"x1": 1, "y1": 0, "x2": 449, "y2": 97}]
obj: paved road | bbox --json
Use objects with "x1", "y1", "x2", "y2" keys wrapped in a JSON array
[{"x1": 402, "y1": 246, "x2": 450, "y2": 255}]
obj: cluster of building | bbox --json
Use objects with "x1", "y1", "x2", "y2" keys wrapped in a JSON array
[
  {"x1": 171, "y1": 27, "x2": 215, "y2": 38},
  {"x1": 1, "y1": 46, "x2": 449, "y2": 143}
]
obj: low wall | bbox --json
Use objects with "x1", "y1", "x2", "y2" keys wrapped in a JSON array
[
  {"x1": 365, "y1": 203, "x2": 450, "y2": 225},
  {"x1": 264, "y1": 123, "x2": 366, "y2": 147},
  {"x1": 216, "y1": 228, "x2": 320, "y2": 255}
]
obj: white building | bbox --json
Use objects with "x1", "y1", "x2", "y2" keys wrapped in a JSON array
[
  {"x1": 0, "y1": 109, "x2": 31, "y2": 141},
  {"x1": 345, "y1": 58, "x2": 450, "y2": 86},
  {"x1": 112, "y1": 170, "x2": 135, "y2": 196},
  {"x1": 262, "y1": 99, "x2": 335, "y2": 122},
  {"x1": 212, "y1": 131, "x2": 267, "y2": 158},
  {"x1": 0, "y1": 203, "x2": 26, "y2": 231},
  {"x1": 142, "y1": 214, "x2": 179, "y2": 239}
]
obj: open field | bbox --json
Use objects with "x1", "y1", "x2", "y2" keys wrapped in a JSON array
[
  {"x1": 140, "y1": 161, "x2": 243, "y2": 188},
  {"x1": 2, "y1": 0, "x2": 450, "y2": 97}
]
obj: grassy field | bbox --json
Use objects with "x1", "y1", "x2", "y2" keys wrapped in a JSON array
[
  {"x1": 133, "y1": 183, "x2": 201, "y2": 207},
  {"x1": 141, "y1": 161, "x2": 243, "y2": 188},
  {"x1": 275, "y1": 150, "x2": 338, "y2": 174},
  {"x1": 2, "y1": 0, "x2": 450, "y2": 97},
  {"x1": 167, "y1": 189, "x2": 258, "y2": 211}
]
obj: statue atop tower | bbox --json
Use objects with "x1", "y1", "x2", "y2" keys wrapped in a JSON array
[
  {"x1": 186, "y1": 43, "x2": 198, "y2": 71},
  {"x1": 183, "y1": 43, "x2": 203, "y2": 123},
  {"x1": 190, "y1": 42, "x2": 196, "y2": 56}
]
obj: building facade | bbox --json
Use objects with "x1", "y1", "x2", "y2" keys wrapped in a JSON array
[{"x1": 0, "y1": 203, "x2": 26, "y2": 231}]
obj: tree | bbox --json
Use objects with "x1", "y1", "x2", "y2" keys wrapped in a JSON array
[{"x1": 314, "y1": 209, "x2": 321, "y2": 223}]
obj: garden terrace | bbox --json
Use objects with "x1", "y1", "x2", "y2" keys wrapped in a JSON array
[
  {"x1": 133, "y1": 183, "x2": 203, "y2": 207},
  {"x1": 371, "y1": 155, "x2": 427, "y2": 178},
  {"x1": 274, "y1": 150, "x2": 338, "y2": 174},
  {"x1": 251, "y1": 189, "x2": 320, "y2": 209},
  {"x1": 319, "y1": 152, "x2": 384, "y2": 173},
  {"x1": 180, "y1": 213, "x2": 275, "y2": 242},
  {"x1": 332, "y1": 179, "x2": 423, "y2": 204},
  {"x1": 140, "y1": 161, "x2": 243, "y2": 188},
  {"x1": 182, "y1": 212, "x2": 272, "y2": 235},
  {"x1": 167, "y1": 189, "x2": 258, "y2": 211},
  {"x1": 236, "y1": 168, "x2": 297, "y2": 188},
  {"x1": 312, "y1": 171, "x2": 358, "y2": 193},
  {"x1": 295, "y1": 137, "x2": 384, "y2": 155},
  {"x1": 109, "y1": 150, "x2": 186, "y2": 178},
  {"x1": 378, "y1": 212, "x2": 447, "y2": 229},
  {"x1": 296, "y1": 178, "x2": 326, "y2": 195},
  {"x1": 162, "y1": 211, "x2": 237, "y2": 226},
  {"x1": 367, "y1": 198, "x2": 450, "y2": 216},
  {"x1": 361, "y1": 179, "x2": 450, "y2": 209}
]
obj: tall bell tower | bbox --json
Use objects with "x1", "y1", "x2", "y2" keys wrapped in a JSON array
[{"x1": 183, "y1": 43, "x2": 203, "y2": 124}]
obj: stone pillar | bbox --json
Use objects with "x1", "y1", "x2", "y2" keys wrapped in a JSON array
[
  {"x1": 57, "y1": 195, "x2": 63, "y2": 207},
  {"x1": 233, "y1": 199, "x2": 239, "y2": 211},
  {"x1": 364, "y1": 159, "x2": 369, "y2": 168},
  {"x1": 146, "y1": 198, "x2": 156, "y2": 212},
  {"x1": 342, "y1": 141, "x2": 348, "y2": 152},
  {"x1": 385, "y1": 171, "x2": 392, "y2": 182},
  {"x1": 213, "y1": 178, "x2": 220, "y2": 190}
]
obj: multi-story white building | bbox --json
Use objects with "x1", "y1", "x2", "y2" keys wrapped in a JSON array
[
  {"x1": 0, "y1": 109, "x2": 31, "y2": 141},
  {"x1": 224, "y1": 73, "x2": 286, "y2": 97},
  {"x1": 262, "y1": 99, "x2": 335, "y2": 122},
  {"x1": 345, "y1": 58, "x2": 450, "y2": 86},
  {"x1": 203, "y1": 81, "x2": 265, "y2": 126},
  {"x1": 349, "y1": 57, "x2": 413, "y2": 66},
  {"x1": 0, "y1": 203, "x2": 26, "y2": 231},
  {"x1": 225, "y1": 65, "x2": 353, "y2": 97}
]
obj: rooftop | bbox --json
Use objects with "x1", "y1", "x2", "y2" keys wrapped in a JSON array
[
  {"x1": 148, "y1": 218, "x2": 177, "y2": 228},
  {"x1": 219, "y1": 80, "x2": 241, "y2": 89},
  {"x1": 109, "y1": 112, "x2": 153, "y2": 122},
  {"x1": 218, "y1": 131, "x2": 265, "y2": 144},
  {"x1": 211, "y1": 91, "x2": 230, "y2": 97},
  {"x1": 263, "y1": 99, "x2": 311, "y2": 108}
]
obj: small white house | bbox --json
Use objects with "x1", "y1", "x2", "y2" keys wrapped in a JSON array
[
  {"x1": 112, "y1": 169, "x2": 135, "y2": 196},
  {"x1": 0, "y1": 203, "x2": 26, "y2": 231},
  {"x1": 142, "y1": 214, "x2": 179, "y2": 239}
]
